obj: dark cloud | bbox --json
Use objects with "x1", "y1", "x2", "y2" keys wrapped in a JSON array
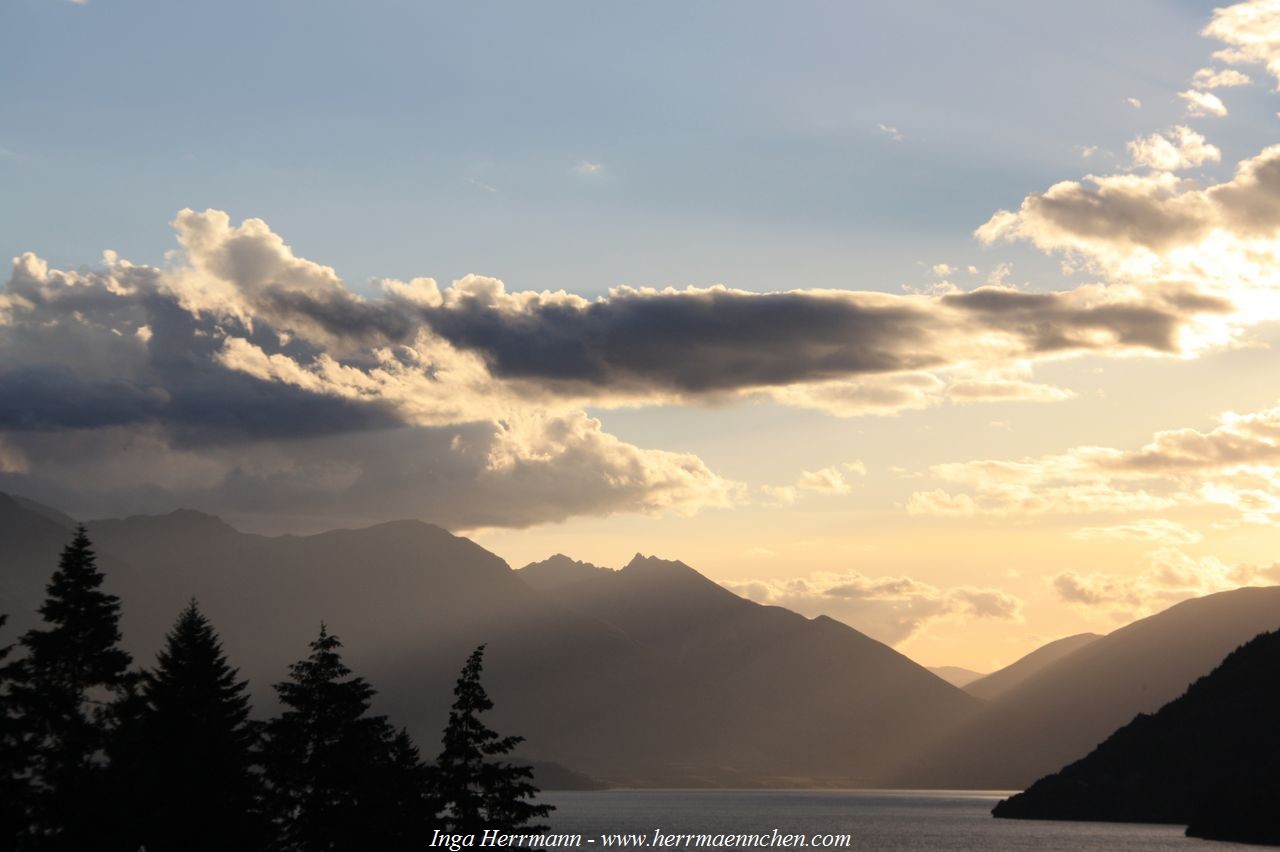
[
  {"x1": 0, "y1": 368, "x2": 170, "y2": 430},
  {"x1": 418, "y1": 289, "x2": 946, "y2": 393},
  {"x1": 0, "y1": 416, "x2": 735, "y2": 533},
  {"x1": 0, "y1": 206, "x2": 1251, "y2": 531},
  {"x1": 943, "y1": 288, "x2": 1191, "y2": 353}
]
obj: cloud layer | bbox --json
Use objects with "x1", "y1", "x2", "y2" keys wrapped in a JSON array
[
  {"x1": 727, "y1": 569, "x2": 1023, "y2": 646},
  {"x1": 5, "y1": 195, "x2": 1257, "y2": 529}
]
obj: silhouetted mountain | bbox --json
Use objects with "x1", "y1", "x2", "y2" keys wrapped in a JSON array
[
  {"x1": 964, "y1": 633, "x2": 1101, "y2": 701},
  {"x1": 0, "y1": 493, "x2": 131, "y2": 631},
  {"x1": 520, "y1": 553, "x2": 980, "y2": 785},
  {"x1": 993, "y1": 629, "x2": 1280, "y2": 846},
  {"x1": 516, "y1": 554, "x2": 612, "y2": 591},
  {"x1": 890, "y1": 586, "x2": 1280, "y2": 789},
  {"x1": 0, "y1": 493, "x2": 979, "y2": 787},
  {"x1": 928, "y1": 666, "x2": 986, "y2": 688}
]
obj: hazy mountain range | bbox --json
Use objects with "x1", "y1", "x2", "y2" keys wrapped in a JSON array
[
  {"x1": 3, "y1": 491, "x2": 1279, "y2": 788},
  {"x1": 889, "y1": 584, "x2": 1280, "y2": 788}
]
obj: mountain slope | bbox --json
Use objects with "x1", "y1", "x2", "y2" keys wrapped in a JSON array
[
  {"x1": 524, "y1": 554, "x2": 981, "y2": 784},
  {"x1": 964, "y1": 632, "x2": 1100, "y2": 701},
  {"x1": 993, "y1": 629, "x2": 1280, "y2": 846},
  {"x1": 890, "y1": 586, "x2": 1280, "y2": 789},
  {"x1": 1, "y1": 494, "x2": 980, "y2": 786},
  {"x1": 929, "y1": 666, "x2": 986, "y2": 688}
]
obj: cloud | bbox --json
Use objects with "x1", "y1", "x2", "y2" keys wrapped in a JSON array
[
  {"x1": 727, "y1": 570, "x2": 1023, "y2": 645},
  {"x1": 878, "y1": 123, "x2": 904, "y2": 142},
  {"x1": 59, "y1": 211, "x2": 1239, "y2": 428},
  {"x1": 1180, "y1": 89, "x2": 1228, "y2": 116},
  {"x1": 464, "y1": 176, "x2": 498, "y2": 193},
  {"x1": 795, "y1": 462, "x2": 865, "y2": 495},
  {"x1": 1127, "y1": 126, "x2": 1220, "y2": 171},
  {"x1": 415, "y1": 278, "x2": 1227, "y2": 405},
  {"x1": 0, "y1": 201, "x2": 1267, "y2": 529},
  {"x1": 943, "y1": 378, "x2": 1074, "y2": 403},
  {"x1": 1192, "y1": 67, "x2": 1252, "y2": 89},
  {"x1": 975, "y1": 143, "x2": 1280, "y2": 350},
  {"x1": 0, "y1": 214, "x2": 739, "y2": 530},
  {"x1": 0, "y1": 413, "x2": 739, "y2": 534},
  {"x1": 574, "y1": 161, "x2": 604, "y2": 176},
  {"x1": 1071, "y1": 518, "x2": 1203, "y2": 545},
  {"x1": 908, "y1": 400, "x2": 1280, "y2": 525},
  {"x1": 1126, "y1": 97, "x2": 1143, "y2": 109},
  {"x1": 1052, "y1": 547, "x2": 1279, "y2": 618},
  {"x1": 1203, "y1": 0, "x2": 1280, "y2": 88},
  {"x1": 760, "y1": 462, "x2": 864, "y2": 504}
]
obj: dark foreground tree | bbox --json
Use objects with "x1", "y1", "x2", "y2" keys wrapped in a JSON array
[
  {"x1": 109, "y1": 600, "x2": 267, "y2": 851},
  {"x1": 0, "y1": 613, "x2": 30, "y2": 843},
  {"x1": 6, "y1": 526, "x2": 134, "y2": 848},
  {"x1": 264, "y1": 625, "x2": 436, "y2": 851},
  {"x1": 435, "y1": 645, "x2": 551, "y2": 832}
]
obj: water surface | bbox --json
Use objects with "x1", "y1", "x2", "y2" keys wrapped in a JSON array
[{"x1": 539, "y1": 790, "x2": 1249, "y2": 851}]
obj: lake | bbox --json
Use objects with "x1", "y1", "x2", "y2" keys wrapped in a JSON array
[{"x1": 538, "y1": 790, "x2": 1251, "y2": 851}]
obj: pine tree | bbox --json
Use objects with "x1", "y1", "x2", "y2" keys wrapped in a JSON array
[
  {"x1": 109, "y1": 600, "x2": 266, "y2": 851},
  {"x1": 264, "y1": 625, "x2": 436, "y2": 851},
  {"x1": 370, "y1": 728, "x2": 443, "y2": 850},
  {"x1": 7, "y1": 525, "x2": 135, "y2": 848},
  {"x1": 0, "y1": 613, "x2": 32, "y2": 843},
  {"x1": 435, "y1": 645, "x2": 552, "y2": 832}
]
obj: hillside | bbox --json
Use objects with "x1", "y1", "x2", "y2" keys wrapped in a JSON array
[
  {"x1": 890, "y1": 586, "x2": 1280, "y2": 789},
  {"x1": 929, "y1": 666, "x2": 986, "y2": 688},
  {"x1": 1, "y1": 493, "x2": 979, "y2": 787},
  {"x1": 964, "y1": 633, "x2": 1100, "y2": 701},
  {"x1": 993, "y1": 629, "x2": 1280, "y2": 846}
]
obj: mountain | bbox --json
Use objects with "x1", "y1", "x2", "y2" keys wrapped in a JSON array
[
  {"x1": 0, "y1": 493, "x2": 979, "y2": 787},
  {"x1": 516, "y1": 554, "x2": 612, "y2": 591},
  {"x1": 964, "y1": 633, "x2": 1100, "y2": 701},
  {"x1": 890, "y1": 586, "x2": 1280, "y2": 789},
  {"x1": 514, "y1": 553, "x2": 981, "y2": 784},
  {"x1": 0, "y1": 492, "x2": 106, "y2": 625},
  {"x1": 993, "y1": 629, "x2": 1280, "y2": 846},
  {"x1": 928, "y1": 666, "x2": 986, "y2": 688}
]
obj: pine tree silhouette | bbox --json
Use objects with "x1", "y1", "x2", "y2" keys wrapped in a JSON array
[
  {"x1": 435, "y1": 645, "x2": 552, "y2": 832},
  {"x1": 371, "y1": 728, "x2": 443, "y2": 849},
  {"x1": 264, "y1": 625, "x2": 436, "y2": 851},
  {"x1": 6, "y1": 525, "x2": 135, "y2": 848},
  {"x1": 109, "y1": 600, "x2": 267, "y2": 851},
  {"x1": 0, "y1": 613, "x2": 31, "y2": 843}
]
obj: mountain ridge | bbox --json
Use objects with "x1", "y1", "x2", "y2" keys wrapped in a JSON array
[
  {"x1": 0, "y1": 491, "x2": 978, "y2": 787},
  {"x1": 993, "y1": 628, "x2": 1280, "y2": 846}
]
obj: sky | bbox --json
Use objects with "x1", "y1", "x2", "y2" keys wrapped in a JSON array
[{"x1": 5, "y1": 0, "x2": 1280, "y2": 670}]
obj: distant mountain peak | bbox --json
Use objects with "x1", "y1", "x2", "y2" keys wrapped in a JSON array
[
  {"x1": 148, "y1": 508, "x2": 237, "y2": 533},
  {"x1": 621, "y1": 553, "x2": 694, "y2": 574},
  {"x1": 517, "y1": 553, "x2": 612, "y2": 591},
  {"x1": 0, "y1": 492, "x2": 79, "y2": 530}
]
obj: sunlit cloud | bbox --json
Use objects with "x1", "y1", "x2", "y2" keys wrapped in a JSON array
[
  {"x1": 1179, "y1": 89, "x2": 1228, "y2": 116},
  {"x1": 908, "y1": 401, "x2": 1280, "y2": 526},
  {"x1": 727, "y1": 569, "x2": 1024, "y2": 645},
  {"x1": 1127, "y1": 126, "x2": 1220, "y2": 171},
  {"x1": 1203, "y1": 0, "x2": 1280, "y2": 88},
  {"x1": 1052, "y1": 547, "x2": 1280, "y2": 619},
  {"x1": 1192, "y1": 67, "x2": 1252, "y2": 89},
  {"x1": 1072, "y1": 518, "x2": 1203, "y2": 545}
]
